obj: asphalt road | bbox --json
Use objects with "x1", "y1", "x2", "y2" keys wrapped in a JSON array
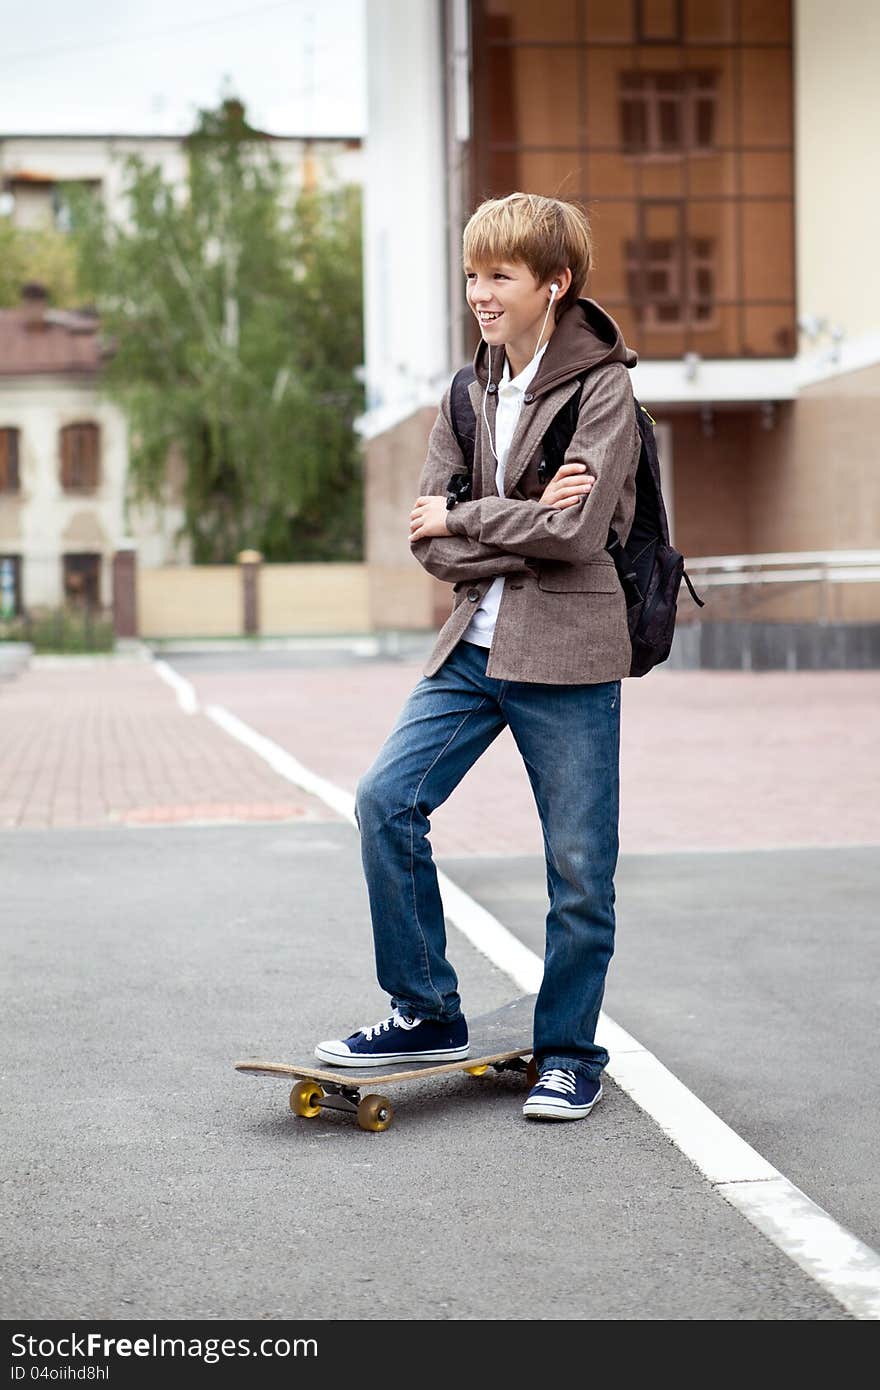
[
  {"x1": 1, "y1": 823, "x2": 853, "y2": 1320},
  {"x1": 442, "y1": 845, "x2": 880, "y2": 1255}
]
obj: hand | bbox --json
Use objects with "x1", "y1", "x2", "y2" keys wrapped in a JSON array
[
  {"x1": 409, "y1": 495, "x2": 451, "y2": 541},
  {"x1": 540, "y1": 463, "x2": 595, "y2": 509}
]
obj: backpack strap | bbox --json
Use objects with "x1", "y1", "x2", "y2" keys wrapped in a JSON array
[
  {"x1": 446, "y1": 366, "x2": 477, "y2": 509},
  {"x1": 606, "y1": 528, "x2": 642, "y2": 605},
  {"x1": 537, "y1": 375, "x2": 640, "y2": 605},
  {"x1": 450, "y1": 366, "x2": 477, "y2": 477},
  {"x1": 682, "y1": 569, "x2": 705, "y2": 607},
  {"x1": 537, "y1": 374, "x2": 587, "y2": 485}
]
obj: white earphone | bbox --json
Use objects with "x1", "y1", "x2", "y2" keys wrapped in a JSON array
[{"x1": 482, "y1": 278, "x2": 563, "y2": 463}]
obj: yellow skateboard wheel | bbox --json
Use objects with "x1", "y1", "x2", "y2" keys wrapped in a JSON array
[
  {"x1": 465, "y1": 1064, "x2": 489, "y2": 1075},
  {"x1": 289, "y1": 1080, "x2": 324, "y2": 1117},
  {"x1": 357, "y1": 1094, "x2": 394, "y2": 1132}
]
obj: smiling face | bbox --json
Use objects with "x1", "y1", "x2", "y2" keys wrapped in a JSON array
[{"x1": 464, "y1": 259, "x2": 565, "y2": 375}]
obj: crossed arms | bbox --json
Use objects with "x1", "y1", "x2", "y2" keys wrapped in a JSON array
[{"x1": 409, "y1": 363, "x2": 639, "y2": 584}]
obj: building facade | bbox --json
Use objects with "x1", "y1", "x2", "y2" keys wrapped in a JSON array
[
  {"x1": 0, "y1": 129, "x2": 362, "y2": 231},
  {"x1": 0, "y1": 284, "x2": 188, "y2": 617},
  {"x1": 360, "y1": 0, "x2": 880, "y2": 641}
]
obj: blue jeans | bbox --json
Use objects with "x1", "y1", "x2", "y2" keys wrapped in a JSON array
[{"x1": 354, "y1": 638, "x2": 621, "y2": 1081}]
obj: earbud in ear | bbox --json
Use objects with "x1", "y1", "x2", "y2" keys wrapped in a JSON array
[{"x1": 549, "y1": 282, "x2": 560, "y2": 298}]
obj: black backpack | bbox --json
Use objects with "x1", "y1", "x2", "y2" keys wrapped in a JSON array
[{"x1": 447, "y1": 365, "x2": 704, "y2": 678}]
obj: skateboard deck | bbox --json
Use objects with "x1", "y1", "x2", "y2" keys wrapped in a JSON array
[{"x1": 235, "y1": 994, "x2": 538, "y2": 1131}]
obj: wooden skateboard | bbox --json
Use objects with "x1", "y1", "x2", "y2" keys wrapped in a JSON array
[{"x1": 235, "y1": 994, "x2": 538, "y2": 1131}]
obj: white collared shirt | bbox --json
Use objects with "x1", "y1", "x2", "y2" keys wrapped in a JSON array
[{"x1": 461, "y1": 342, "x2": 548, "y2": 649}]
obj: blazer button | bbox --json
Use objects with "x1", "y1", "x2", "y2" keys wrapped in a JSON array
[
  {"x1": 523, "y1": 392, "x2": 535, "y2": 403},
  {"x1": 467, "y1": 588, "x2": 480, "y2": 602}
]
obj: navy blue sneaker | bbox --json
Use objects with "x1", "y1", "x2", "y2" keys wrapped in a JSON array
[
  {"x1": 315, "y1": 1009, "x2": 469, "y2": 1067},
  {"x1": 522, "y1": 1067, "x2": 603, "y2": 1121}
]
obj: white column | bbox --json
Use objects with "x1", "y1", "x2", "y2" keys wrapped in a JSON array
[{"x1": 362, "y1": 0, "x2": 449, "y2": 437}]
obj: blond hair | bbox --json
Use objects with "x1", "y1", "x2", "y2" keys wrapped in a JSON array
[{"x1": 462, "y1": 192, "x2": 592, "y2": 317}]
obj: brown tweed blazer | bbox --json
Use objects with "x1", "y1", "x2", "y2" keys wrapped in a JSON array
[{"x1": 410, "y1": 299, "x2": 642, "y2": 684}]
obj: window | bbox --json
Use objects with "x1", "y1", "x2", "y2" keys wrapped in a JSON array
[
  {"x1": 626, "y1": 231, "x2": 717, "y2": 328},
  {"x1": 0, "y1": 429, "x2": 20, "y2": 492},
  {"x1": 620, "y1": 70, "x2": 719, "y2": 153},
  {"x1": 52, "y1": 179, "x2": 102, "y2": 233},
  {"x1": 63, "y1": 553, "x2": 101, "y2": 609},
  {"x1": 0, "y1": 428, "x2": 20, "y2": 494},
  {"x1": 627, "y1": 236, "x2": 681, "y2": 323},
  {"x1": 60, "y1": 423, "x2": 100, "y2": 492},
  {"x1": 0, "y1": 555, "x2": 22, "y2": 618}
]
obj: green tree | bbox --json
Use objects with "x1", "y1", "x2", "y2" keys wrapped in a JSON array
[{"x1": 66, "y1": 97, "x2": 364, "y2": 562}]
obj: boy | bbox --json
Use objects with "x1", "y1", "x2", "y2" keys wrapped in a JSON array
[{"x1": 316, "y1": 192, "x2": 641, "y2": 1121}]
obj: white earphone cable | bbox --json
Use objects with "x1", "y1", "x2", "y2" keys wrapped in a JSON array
[{"x1": 483, "y1": 282, "x2": 559, "y2": 464}]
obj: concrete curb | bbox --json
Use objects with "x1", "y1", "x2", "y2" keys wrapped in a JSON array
[{"x1": 0, "y1": 642, "x2": 32, "y2": 680}]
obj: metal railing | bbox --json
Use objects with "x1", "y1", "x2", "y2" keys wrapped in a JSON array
[{"x1": 679, "y1": 549, "x2": 880, "y2": 624}]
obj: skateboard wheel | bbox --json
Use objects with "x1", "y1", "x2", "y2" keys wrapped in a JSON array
[
  {"x1": 289, "y1": 1080, "x2": 324, "y2": 1118},
  {"x1": 526, "y1": 1057, "x2": 539, "y2": 1088},
  {"x1": 357, "y1": 1094, "x2": 393, "y2": 1132},
  {"x1": 465, "y1": 1065, "x2": 489, "y2": 1076}
]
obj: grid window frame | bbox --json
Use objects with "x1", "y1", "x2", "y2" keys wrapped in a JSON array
[
  {"x1": 60, "y1": 421, "x2": 101, "y2": 493},
  {"x1": 619, "y1": 68, "x2": 720, "y2": 154},
  {"x1": 625, "y1": 221, "x2": 720, "y2": 330}
]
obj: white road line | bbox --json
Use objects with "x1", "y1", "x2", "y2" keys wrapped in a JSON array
[
  {"x1": 152, "y1": 661, "x2": 880, "y2": 1320},
  {"x1": 153, "y1": 659, "x2": 199, "y2": 714},
  {"x1": 205, "y1": 704, "x2": 356, "y2": 823}
]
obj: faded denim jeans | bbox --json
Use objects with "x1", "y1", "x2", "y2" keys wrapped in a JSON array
[{"x1": 354, "y1": 638, "x2": 621, "y2": 1080}]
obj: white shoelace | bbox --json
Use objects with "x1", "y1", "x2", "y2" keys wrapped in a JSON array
[
  {"x1": 360, "y1": 1009, "x2": 419, "y2": 1041},
  {"x1": 538, "y1": 1068, "x2": 578, "y2": 1094}
]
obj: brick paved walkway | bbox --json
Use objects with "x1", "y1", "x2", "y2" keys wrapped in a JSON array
[
  {"x1": 0, "y1": 657, "x2": 339, "y2": 829},
  {"x1": 183, "y1": 660, "x2": 880, "y2": 857},
  {"x1": 3, "y1": 653, "x2": 878, "y2": 855}
]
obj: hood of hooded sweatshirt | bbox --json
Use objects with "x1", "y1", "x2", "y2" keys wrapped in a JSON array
[{"x1": 472, "y1": 297, "x2": 637, "y2": 399}]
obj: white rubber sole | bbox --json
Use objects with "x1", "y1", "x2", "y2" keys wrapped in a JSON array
[
  {"x1": 313, "y1": 1043, "x2": 470, "y2": 1067},
  {"x1": 523, "y1": 1085, "x2": 603, "y2": 1121}
]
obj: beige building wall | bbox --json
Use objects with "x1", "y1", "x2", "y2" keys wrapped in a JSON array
[
  {"x1": 364, "y1": 405, "x2": 447, "y2": 630},
  {"x1": 795, "y1": 0, "x2": 880, "y2": 341},
  {"x1": 749, "y1": 363, "x2": 880, "y2": 555}
]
